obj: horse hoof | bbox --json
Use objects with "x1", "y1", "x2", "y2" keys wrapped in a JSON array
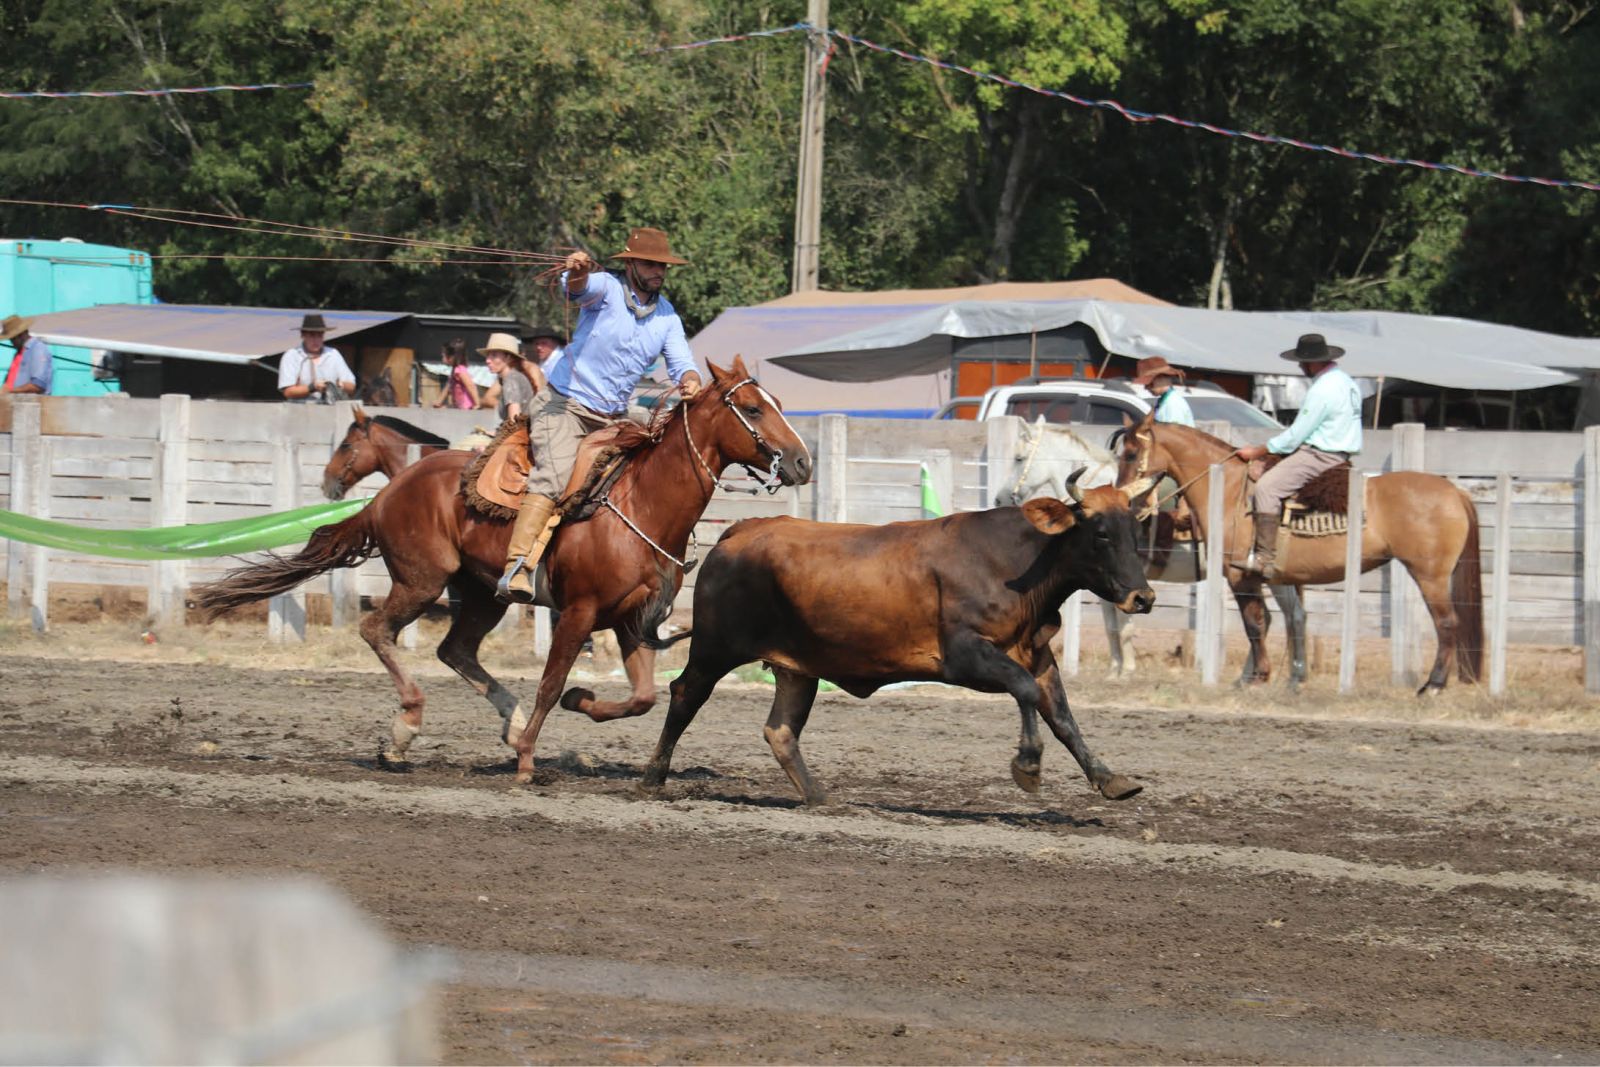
[
  {"x1": 377, "y1": 749, "x2": 411, "y2": 773},
  {"x1": 636, "y1": 777, "x2": 665, "y2": 798},
  {"x1": 560, "y1": 687, "x2": 595, "y2": 713},
  {"x1": 514, "y1": 770, "x2": 534, "y2": 786},
  {"x1": 1097, "y1": 774, "x2": 1143, "y2": 801},
  {"x1": 1416, "y1": 683, "x2": 1444, "y2": 699},
  {"x1": 1010, "y1": 758, "x2": 1042, "y2": 794}
]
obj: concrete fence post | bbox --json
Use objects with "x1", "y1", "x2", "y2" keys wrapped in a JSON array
[
  {"x1": 984, "y1": 416, "x2": 1022, "y2": 508},
  {"x1": 1490, "y1": 472, "x2": 1514, "y2": 695},
  {"x1": 923, "y1": 447, "x2": 954, "y2": 517},
  {"x1": 152, "y1": 394, "x2": 190, "y2": 629},
  {"x1": 1197, "y1": 461, "x2": 1228, "y2": 685},
  {"x1": 815, "y1": 413, "x2": 848, "y2": 523},
  {"x1": 1338, "y1": 472, "x2": 1370, "y2": 693},
  {"x1": 6, "y1": 397, "x2": 40, "y2": 621},
  {"x1": 268, "y1": 433, "x2": 305, "y2": 643},
  {"x1": 1059, "y1": 590, "x2": 1082, "y2": 676},
  {"x1": 26, "y1": 437, "x2": 51, "y2": 632},
  {"x1": 1584, "y1": 426, "x2": 1600, "y2": 695},
  {"x1": 1389, "y1": 423, "x2": 1426, "y2": 687}
]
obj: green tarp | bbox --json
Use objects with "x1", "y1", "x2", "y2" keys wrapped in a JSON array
[{"x1": 0, "y1": 499, "x2": 367, "y2": 560}]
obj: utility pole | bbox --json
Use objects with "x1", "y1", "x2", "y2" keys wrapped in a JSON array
[{"x1": 791, "y1": 0, "x2": 829, "y2": 293}]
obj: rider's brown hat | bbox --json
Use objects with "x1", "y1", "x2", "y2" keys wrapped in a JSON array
[
  {"x1": 1131, "y1": 356, "x2": 1186, "y2": 385},
  {"x1": 296, "y1": 312, "x2": 329, "y2": 334},
  {"x1": 611, "y1": 227, "x2": 688, "y2": 266},
  {"x1": 1, "y1": 314, "x2": 33, "y2": 341},
  {"x1": 1280, "y1": 333, "x2": 1345, "y2": 362}
]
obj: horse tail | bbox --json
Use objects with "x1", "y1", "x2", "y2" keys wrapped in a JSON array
[
  {"x1": 1451, "y1": 487, "x2": 1485, "y2": 683},
  {"x1": 190, "y1": 509, "x2": 377, "y2": 620}
]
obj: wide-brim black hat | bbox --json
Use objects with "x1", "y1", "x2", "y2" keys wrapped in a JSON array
[
  {"x1": 523, "y1": 324, "x2": 566, "y2": 344},
  {"x1": 1280, "y1": 333, "x2": 1345, "y2": 362}
]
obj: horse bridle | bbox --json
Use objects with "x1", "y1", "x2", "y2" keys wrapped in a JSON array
[
  {"x1": 682, "y1": 377, "x2": 787, "y2": 496},
  {"x1": 331, "y1": 422, "x2": 370, "y2": 493}
]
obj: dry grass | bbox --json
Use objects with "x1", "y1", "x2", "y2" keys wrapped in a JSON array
[{"x1": 2, "y1": 586, "x2": 1595, "y2": 733}]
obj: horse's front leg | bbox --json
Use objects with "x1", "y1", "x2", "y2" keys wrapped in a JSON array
[
  {"x1": 512, "y1": 600, "x2": 598, "y2": 784},
  {"x1": 562, "y1": 627, "x2": 659, "y2": 722}
]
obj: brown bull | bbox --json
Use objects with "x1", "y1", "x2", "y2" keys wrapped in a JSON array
[{"x1": 640, "y1": 475, "x2": 1156, "y2": 806}]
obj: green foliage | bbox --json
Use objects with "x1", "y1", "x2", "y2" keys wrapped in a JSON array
[{"x1": 1, "y1": 0, "x2": 1597, "y2": 337}]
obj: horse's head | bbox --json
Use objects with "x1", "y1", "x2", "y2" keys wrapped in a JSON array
[
  {"x1": 322, "y1": 406, "x2": 380, "y2": 500},
  {"x1": 1111, "y1": 411, "x2": 1163, "y2": 501},
  {"x1": 689, "y1": 356, "x2": 812, "y2": 488}
]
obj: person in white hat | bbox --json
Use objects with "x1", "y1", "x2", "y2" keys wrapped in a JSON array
[
  {"x1": 278, "y1": 313, "x2": 356, "y2": 403},
  {"x1": 1232, "y1": 333, "x2": 1363, "y2": 577},
  {"x1": 2, "y1": 315, "x2": 53, "y2": 395},
  {"x1": 479, "y1": 332, "x2": 538, "y2": 421},
  {"x1": 497, "y1": 226, "x2": 703, "y2": 604}
]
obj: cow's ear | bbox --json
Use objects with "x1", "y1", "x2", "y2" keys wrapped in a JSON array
[
  {"x1": 353, "y1": 406, "x2": 368, "y2": 426},
  {"x1": 1023, "y1": 497, "x2": 1077, "y2": 535}
]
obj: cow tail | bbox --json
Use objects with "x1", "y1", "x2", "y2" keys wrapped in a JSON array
[
  {"x1": 189, "y1": 509, "x2": 377, "y2": 620},
  {"x1": 631, "y1": 559, "x2": 694, "y2": 650},
  {"x1": 1452, "y1": 487, "x2": 1485, "y2": 683}
]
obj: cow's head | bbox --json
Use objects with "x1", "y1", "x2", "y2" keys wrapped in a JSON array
[{"x1": 1022, "y1": 467, "x2": 1156, "y2": 615}]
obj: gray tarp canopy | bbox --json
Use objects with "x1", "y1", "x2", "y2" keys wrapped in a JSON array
[
  {"x1": 27, "y1": 304, "x2": 409, "y2": 366},
  {"x1": 766, "y1": 300, "x2": 1583, "y2": 392}
]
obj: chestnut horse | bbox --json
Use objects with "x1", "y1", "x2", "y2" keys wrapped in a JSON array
[
  {"x1": 195, "y1": 358, "x2": 812, "y2": 781},
  {"x1": 1114, "y1": 413, "x2": 1483, "y2": 693},
  {"x1": 322, "y1": 408, "x2": 449, "y2": 500}
]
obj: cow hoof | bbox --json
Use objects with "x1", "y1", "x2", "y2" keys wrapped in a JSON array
[
  {"x1": 560, "y1": 687, "x2": 595, "y2": 713},
  {"x1": 1416, "y1": 683, "x2": 1444, "y2": 699},
  {"x1": 1097, "y1": 774, "x2": 1143, "y2": 801},
  {"x1": 1010, "y1": 758, "x2": 1042, "y2": 794},
  {"x1": 636, "y1": 772, "x2": 666, "y2": 797},
  {"x1": 802, "y1": 791, "x2": 831, "y2": 808}
]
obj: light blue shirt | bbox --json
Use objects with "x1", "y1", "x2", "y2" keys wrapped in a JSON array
[
  {"x1": 9, "y1": 336, "x2": 53, "y2": 393},
  {"x1": 1268, "y1": 365, "x2": 1363, "y2": 455},
  {"x1": 1153, "y1": 388, "x2": 1194, "y2": 427},
  {"x1": 551, "y1": 271, "x2": 694, "y2": 415}
]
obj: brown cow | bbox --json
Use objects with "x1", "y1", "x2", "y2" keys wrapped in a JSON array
[{"x1": 640, "y1": 473, "x2": 1156, "y2": 806}]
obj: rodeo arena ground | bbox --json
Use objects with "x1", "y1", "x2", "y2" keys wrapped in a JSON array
[{"x1": 3, "y1": 328, "x2": 1600, "y2": 1064}]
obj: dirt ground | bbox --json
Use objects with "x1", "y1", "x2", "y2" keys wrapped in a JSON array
[{"x1": 3, "y1": 615, "x2": 1599, "y2": 1065}]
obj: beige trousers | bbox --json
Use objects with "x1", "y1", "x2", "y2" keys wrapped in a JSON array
[
  {"x1": 1252, "y1": 446, "x2": 1350, "y2": 515},
  {"x1": 525, "y1": 392, "x2": 616, "y2": 498}
]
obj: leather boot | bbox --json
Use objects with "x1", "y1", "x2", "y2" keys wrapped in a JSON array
[
  {"x1": 496, "y1": 494, "x2": 561, "y2": 604},
  {"x1": 1239, "y1": 511, "x2": 1280, "y2": 578}
]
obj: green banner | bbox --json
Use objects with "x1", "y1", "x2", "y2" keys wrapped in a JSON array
[{"x1": 0, "y1": 499, "x2": 367, "y2": 560}]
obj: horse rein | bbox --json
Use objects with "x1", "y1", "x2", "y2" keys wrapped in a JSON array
[
  {"x1": 682, "y1": 377, "x2": 787, "y2": 496},
  {"x1": 601, "y1": 377, "x2": 784, "y2": 574}
]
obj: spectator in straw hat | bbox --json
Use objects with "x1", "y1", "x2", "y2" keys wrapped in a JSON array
[
  {"x1": 1233, "y1": 333, "x2": 1363, "y2": 577},
  {"x1": 481, "y1": 332, "x2": 537, "y2": 421},
  {"x1": 2, "y1": 315, "x2": 53, "y2": 395},
  {"x1": 496, "y1": 226, "x2": 703, "y2": 604},
  {"x1": 278, "y1": 313, "x2": 356, "y2": 403},
  {"x1": 1131, "y1": 356, "x2": 1194, "y2": 428}
]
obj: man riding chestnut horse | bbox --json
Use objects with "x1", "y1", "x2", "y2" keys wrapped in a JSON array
[{"x1": 497, "y1": 227, "x2": 703, "y2": 604}]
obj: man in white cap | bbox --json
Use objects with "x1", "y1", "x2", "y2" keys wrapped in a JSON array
[
  {"x1": 497, "y1": 226, "x2": 703, "y2": 604},
  {"x1": 2, "y1": 315, "x2": 53, "y2": 395},
  {"x1": 278, "y1": 313, "x2": 356, "y2": 402},
  {"x1": 1233, "y1": 333, "x2": 1362, "y2": 578}
]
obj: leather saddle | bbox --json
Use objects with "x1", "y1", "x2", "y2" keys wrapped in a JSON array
[
  {"x1": 461, "y1": 417, "x2": 633, "y2": 522},
  {"x1": 1247, "y1": 454, "x2": 1354, "y2": 537}
]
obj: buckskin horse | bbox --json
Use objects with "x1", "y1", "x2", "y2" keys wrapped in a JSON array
[
  {"x1": 639, "y1": 472, "x2": 1156, "y2": 805},
  {"x1": 1113, "y1": 412, "x2": 1483, "y2": 693},
  {"x1": 322, "y1": 408, "x2": 449, "y2": 500},
  {"x1": 194, "y1": 358, "x2": 812, "y2": 782}
]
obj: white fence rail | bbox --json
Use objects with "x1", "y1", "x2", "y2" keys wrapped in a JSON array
[{"x1": 3, "y1": 396, "x2": 1598, "y2": 694}]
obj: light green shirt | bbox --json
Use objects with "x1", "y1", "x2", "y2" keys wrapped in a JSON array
[
  {"x1": 1267, "y1": 366, "x2": 1362, "y2": 455},
  {"x1": 1153, "y1": 389, "x2": 1194, "y2": 427}
]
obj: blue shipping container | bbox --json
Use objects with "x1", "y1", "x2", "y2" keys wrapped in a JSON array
[{"x1": 1, "y1": 237, "x2": 155, "y2": 396}]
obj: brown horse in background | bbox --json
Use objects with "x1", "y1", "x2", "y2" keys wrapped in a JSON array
[
  {"x1": 1114, "y1": 413, "x2": 1483, "y2": 693},
  {"x1": 195, "y1": 357, "x2": 812, "y2": 781},
  {"x1": 321, "y1": 408, "x2": 449, "y2": 500}
]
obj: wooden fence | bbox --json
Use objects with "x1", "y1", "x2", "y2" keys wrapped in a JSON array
[{"x1": 2, "y1": 395, "x2": 1597, "y2": 694}]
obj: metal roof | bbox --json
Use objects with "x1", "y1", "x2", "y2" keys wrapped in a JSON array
[{"x1": 27, "y1": 303, "x2": 411, "y2": 366}]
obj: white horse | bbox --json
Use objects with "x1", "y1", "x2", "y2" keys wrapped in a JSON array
[{"x1": 993, "y1": 418, "x2": 1308, "y2": 683}]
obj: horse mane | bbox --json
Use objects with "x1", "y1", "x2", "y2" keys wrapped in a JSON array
[
  {"x1": 1154, "y1": 420, "x2": 1236, "y2": 456},
  {"x1": 370, "y1": 415, "x2": 450, "y2": 448}
]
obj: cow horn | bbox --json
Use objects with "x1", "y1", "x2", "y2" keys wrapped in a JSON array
[{"x1": 1065, "y1": 466, "x2": 1087, "y2": 505}]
